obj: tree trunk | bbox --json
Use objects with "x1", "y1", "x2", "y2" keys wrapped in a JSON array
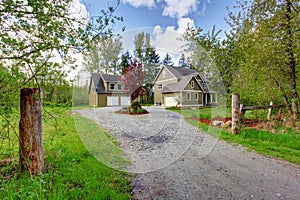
[
  {"x1": 285, "y1": 0, "x2": 299, "y2": 120},
  {"x1": 273, "y1": 79, "x2": 293, "y2": 116},
  {"x1": 19, "y1": 88, "x2": 43, "y2": 176}
]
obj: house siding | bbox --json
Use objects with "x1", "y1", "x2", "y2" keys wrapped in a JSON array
[
  {"x1": 154, "y1": 68, "x2": 177, "y2": 104},
  {"x1": 156, "y1": 68, "x2": 176, "y2": 82},
  {"x1": 182, "y1": 91, "x2": 202, "y2": 105},
  {"x1": 97, "y1": 93, "x2": 129, "y2": 107},
  {"x1": 183, "y1": 77, "x2": 202, "y2": 91},
  {"x1": 181, "y1": 77, "x2": 203, "y2": 106},
  {"x1": 154, "y1": 85, "x2": 163, "y2": 105},
  {"x1": 89, "y1": 81, "x2": 97, "y2": 106}
]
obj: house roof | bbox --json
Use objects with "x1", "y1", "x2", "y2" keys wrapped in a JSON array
[
  {"x1": 165, "y1": 65, "x2": 198, "y2": 80},
  {"x1": 91, "y1": 73, "x2": 105, "y2": 93},
  {"x1": 162, "y1": 74, "x2": 194, "y2": 93},
  {"x1": 90, "y1": 73, "x2": 122, "y2": 94},
  {"x1": 101, "y1": 74, "x2": 120, "y2": 82},
  {"x1": 153, "y1": 65, "x2": 211, "y2": 93}
]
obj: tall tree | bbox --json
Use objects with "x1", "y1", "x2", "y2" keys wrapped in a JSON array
[
  {"x1": 120, "y1": 59, "x2": 144, "y2": 102},
  {"x1": 83, "y1": 36, "x2": 122, "y2": 74},
  {"x1": 0, "y1": 0, "x2": 123, "y2": 174},
  {"x1": 182, "y1": 25, "x2": 225, "y2": 93},
  {"x1": 226, "y1": 0, "x2": 299, "y2": 119},
  {"x1": 133, "y1": 32, "x2": 159, "y2": 102},
  {"x1": 133, "y1": 32, "x2": 154, "y2": 63}
]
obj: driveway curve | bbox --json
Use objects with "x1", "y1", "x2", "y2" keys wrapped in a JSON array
[{"x1": 75, "y1": 107, "x2": 300, "y2": 200}]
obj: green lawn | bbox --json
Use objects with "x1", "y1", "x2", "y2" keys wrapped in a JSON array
[
  {"x1": 168, "y1": 106, "x2": 300, "y2": 165},
  {"x1": 0, "y1": 107, "x2": 133, "y2": 199}
]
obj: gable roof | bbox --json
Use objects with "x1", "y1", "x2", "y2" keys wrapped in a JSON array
[
  {"x1": 152, "y1": 65, "x2": 214, "y2": 93},
  {"x1": 161, "y1": 74, "x2": 206, "y2": 93},
  {"x1": 90, "y1": 73, "x2": 105, "y2": 93},
  {"x1": 164, "y1": 65, "x2": 198, "y2": 80},
  {"x1": 90, "y1": 73, "x2": 122, "y2": 94},
  {"x1": 101, "y1": 74, "x2": 120, "y2": 82},
  {"x1": 153, "y1": 64, "x2": 200, "y2": 83}
]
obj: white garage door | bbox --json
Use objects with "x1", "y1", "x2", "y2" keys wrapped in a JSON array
[
  {"x1": 121, "y1": 97, "x2": 131, "y2": 106},
  {"x1": 107, "y1": 96, "x2": 119, "y2": 106},
  {"x1": 164, "y1": 97, "x2": 178, "y2": 107}
]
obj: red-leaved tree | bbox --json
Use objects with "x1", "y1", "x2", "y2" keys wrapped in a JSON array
[{"x1": 120, "y1": 59, "x2": 145, "y2": 103}]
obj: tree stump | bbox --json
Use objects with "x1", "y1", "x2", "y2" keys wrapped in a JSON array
[{"x1": 19, "y1": 88, "x2": 43, "y2": 176}]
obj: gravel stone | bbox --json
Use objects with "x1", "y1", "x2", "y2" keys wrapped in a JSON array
[{"x1": 75, "y1": 107, "x2": 300, "y2": 200}]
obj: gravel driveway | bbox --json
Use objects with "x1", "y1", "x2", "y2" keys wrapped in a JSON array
[{"x1": 75, "y1": 107, "x2": 300, "y2": 200}]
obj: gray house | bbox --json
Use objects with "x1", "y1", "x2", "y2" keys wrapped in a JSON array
[{"x1": 153, "y1": 65, "x2": 216, "y2": 107}]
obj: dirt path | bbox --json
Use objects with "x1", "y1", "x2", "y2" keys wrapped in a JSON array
[{"x1": 75, "y1": 107, "x2": 300, "y2": 200}]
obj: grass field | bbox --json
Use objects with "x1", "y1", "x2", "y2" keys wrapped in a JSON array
[
  {"x1": 167, "y1": 106, "x2": 300, "y2": 165},
  {"x1": 0, "y1": 107, "x2": 133, "y2": 199}
]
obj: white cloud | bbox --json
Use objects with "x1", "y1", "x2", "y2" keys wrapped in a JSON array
[
  {"x1": 68, "y1": 0, "x2": 89, "y2": 26},
  {"x1": 152, "y1": 25, "x2": 186, "y2": 63},
  {"x1": 121, "y1": 0, "x2": 211, "y2": 19},
  {"x1": 121, "y1": 0, "x2": 155, "y2": 8},
  {"x1": 162, "y1": 0, "x2": 198, "y2": 18},
  {"x1": 177, "y1": 17, "x2": 195, "y2": 34}
]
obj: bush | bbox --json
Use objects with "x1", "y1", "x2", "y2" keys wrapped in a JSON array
[{"x1": 130, "y1": 101, "x2": 141, "y2": 111}]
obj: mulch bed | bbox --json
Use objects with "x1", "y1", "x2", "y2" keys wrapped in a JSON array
[
  {"x1": 115, "y1": 109, "x2": 149, "y2": 115},
  {"x1": 187, "y1": 116, "x2": 261, "y2": 128}
]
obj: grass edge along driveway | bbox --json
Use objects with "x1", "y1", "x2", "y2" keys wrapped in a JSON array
[{"x1": 167, "y1": 106, "x2": 300, "y2": 165}]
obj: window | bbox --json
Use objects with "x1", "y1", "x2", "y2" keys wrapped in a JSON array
[
  {"x1": 203, "y1": 82, "x2": 207, "y2": 88},
  {"x1": 157, "y1": 83, "x2": 162, "y2": 90},
  {"x1": 117, "y1": 84, "x2": 122, "y2": 90},
  {"x1": 191, "y1": 81, "x2": 194, "y2": 88},
  {"x1": 187, "y1": 92, "x2": 191, "y2": 101},
  {"x1": 109, "y1": 83, "x2": 115, "y2": 90},
  {"x1": 195, "y1": 93, "x2": 198, "y2": 100}
]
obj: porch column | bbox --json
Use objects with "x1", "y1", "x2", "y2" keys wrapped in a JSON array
[{"x1": 180, "y1": 91, "x2": 183, "y2": 107}]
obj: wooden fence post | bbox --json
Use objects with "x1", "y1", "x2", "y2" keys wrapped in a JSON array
[
  {"x1": 232, "y1": 93, "x2": 240, "y2": 134},
  {"x1": 267, "y1": 101, "x2": 274, "y2": 120},
  {"x1": 19, "y1": 88, "x2": 43, "y2": 176}
]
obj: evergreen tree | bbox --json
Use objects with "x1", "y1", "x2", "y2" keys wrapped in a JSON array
[
  {"x1": 148, "y1": 49, "x2": 160, "y2": 64},
  {"x1": 119, "y1": 51, "x2": 131, "y2": 73},
  {"x1": 162, "y1": 53, "x2": 174, "y2": 66}
]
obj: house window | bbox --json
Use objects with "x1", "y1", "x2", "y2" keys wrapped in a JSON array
[
  {"x1": 117, "y1": 84, "x2": 122, "y2": 90},
  {"x1": 187, "y1": 92, "x2": 191, "y2": 101},
  {"x1": 109, "y1": 83, "x2": 115, "y2": 90},
  {"x1": 191, "y1": 81, "x2": 194, "y2": 88},
  {"x1": 157, "y1": 83, "x2": 162, "y2": 90},
  {"x1": 203, "y1": 82, "x2": 207, "y2": 88},
  {"x1": 195, "y1": 93, "x2": 198, "y2": 100}
]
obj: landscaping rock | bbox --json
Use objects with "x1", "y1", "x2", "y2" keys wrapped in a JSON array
[
  {"x1": 222, "y1": 120, "x2": 232, "y2": 128},
  {"x1": 211, "y1": 120, "x2": 224, "y2": 127}
]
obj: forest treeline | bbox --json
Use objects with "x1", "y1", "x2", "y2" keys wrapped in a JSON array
[{"x1": 0, "y1": 0, "x2": 299, "y2": 117}]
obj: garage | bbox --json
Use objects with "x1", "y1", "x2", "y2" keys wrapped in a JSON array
[
  {"x1": 107, "y1": 96, "x2": 119, "y2": 106},
  {"x1": 164, "y1": 97, "x2": 178, "y2": 107},
  {"x1": 121, "y1": 96, "x2": 131, "y2": 106}
]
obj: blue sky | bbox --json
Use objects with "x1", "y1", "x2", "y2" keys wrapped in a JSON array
[
  {"x1": 72, "y1": 0, "x2": 237, "y2": 66},
  {"x1": 80, "y1": 0, "x2": 236, "y2": 36}
]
